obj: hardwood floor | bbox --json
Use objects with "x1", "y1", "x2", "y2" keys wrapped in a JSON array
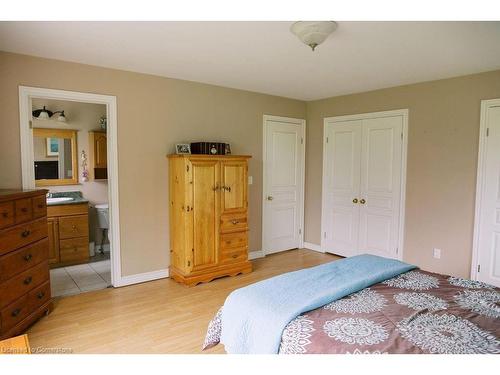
[{"x1": 27, "y1": 249, "x2": 339, "y2": 353}]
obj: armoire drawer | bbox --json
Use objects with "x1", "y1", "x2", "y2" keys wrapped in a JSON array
[
  {"x1": 220, "y1": 214, "x2": 248, "y2": 233},
  {"x1": 0, "y1": 261, "x2": 49, "y2": 309},
  {"x1": 58, "y1": 215, "x2": 88, "y2": 239},
  {"x1": 0, "y1": 238, "x2": 49, "y2": 282},
  {"x1": 0, "y1": 217, "x2": 48, "y2": 256},
  {"x1": 219, "y1": 248, "x2": 247, "y2": 265},
  {"x1": 59, "y1": 237, "x2": 89, "y2": 263},
  {"x1": 220, "y1": 231, "x2": 248, "y2": 250},
  {"x1": 0, "y1": 295, "x2": 29, "y2": 333},
  {"x1": 0, "y1": 201, "x2": 15, "y2": 229}
]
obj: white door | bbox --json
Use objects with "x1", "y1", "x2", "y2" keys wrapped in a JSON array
[
  {"x1": 322, "y1": 110, "x2": 406, "y2": 260},
  {"x1": 322, "y1": 120, "x2": 362, "y2": 257},
  {"x1": 475, "y1": 102, "x2": 500, "y2": 287},
  {"x1": 263, "y1": 116, "x2": 305, "y2": 255},
  {"x1": 358, "y1": 116, "x2": 403, "y2": 258}
]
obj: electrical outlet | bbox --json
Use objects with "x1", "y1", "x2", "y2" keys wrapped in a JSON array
[
  {"x1": 433, "y1": 248, "x2": 441, "y2": 259},
  {"x1": 248, "y1": 176, "x2": 253, "y2": 185}
]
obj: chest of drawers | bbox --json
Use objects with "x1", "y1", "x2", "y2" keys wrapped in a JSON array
[{"x1": 0, "y1": 189, "x2": 52, "y2": 340}]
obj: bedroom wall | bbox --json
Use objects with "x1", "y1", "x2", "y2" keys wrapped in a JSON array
[
  {"x1": 0, "y1": 51, "x2": 306, "y2": 277},
  {"x1": 305, "y1": 69, "x2": 500, "y2": 278}
]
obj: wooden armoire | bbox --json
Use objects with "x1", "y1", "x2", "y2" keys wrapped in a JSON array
[{"x1": 168, "y1": 154, "x2": 252, "y2": 286}]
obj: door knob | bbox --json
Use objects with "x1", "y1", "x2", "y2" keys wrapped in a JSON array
[
  {"x1": 352, "y1": 198, "x2": 358, "y2": 204},
  {"x1": 360, "y1": 199, "x2": 366, "y2": 204},
  {"x1": 267, "y1": 196, "x2": 274, "y2": 201}
]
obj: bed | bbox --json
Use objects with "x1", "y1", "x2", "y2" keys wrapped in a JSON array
[{"x1": 203, "y1": 255, "x2": 500, "y2": 354}]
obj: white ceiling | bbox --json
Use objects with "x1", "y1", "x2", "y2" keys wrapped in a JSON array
[{"x1": 1, "y1": 21, "x2": 500, "y2": 100}]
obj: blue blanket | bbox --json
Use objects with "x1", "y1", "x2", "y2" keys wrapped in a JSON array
[{"x1": 220, "y1": 254, "x2": 415, "y2": 354}]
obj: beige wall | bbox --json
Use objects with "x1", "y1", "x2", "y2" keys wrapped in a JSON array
[
  {"x1": 0, "y1": 51, "x2": 306, "y2": 276},
  {"x1": 305, "y1": 70, "x2": 500, "y2": 278}
]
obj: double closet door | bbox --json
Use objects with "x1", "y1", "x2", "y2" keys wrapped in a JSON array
[{"x1": 322, "y1": 111, "x2": 406, "y2": 259}]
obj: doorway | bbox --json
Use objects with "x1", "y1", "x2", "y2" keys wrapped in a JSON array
[
  {"x1": 18, "y1": 86, "x2": 122, "y2": 292},
  {"x1": 262, "y1": 115, "x2": 306, "y2": 255},
  {"x1": 321, "y1": 109, "x2": 408, "y2": 260}
]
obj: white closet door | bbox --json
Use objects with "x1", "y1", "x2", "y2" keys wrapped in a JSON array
[
  {"x1": 323, "y1": 120, "x2": 362, "y2": 257},
  {"x1": 263, "y1": 117, "x2": 305, "y2": 254},
  {"x1": 477, "y1": 105, "x2": 500, "y2": 287},
  {"x1": 358, "y1": 116, "x2": 403, "y2": 259}
]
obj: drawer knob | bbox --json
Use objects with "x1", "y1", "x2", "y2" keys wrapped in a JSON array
[
  {"x1": 24, "y1": 276, "x2": 33, "y2": 285},
  {"x1": 72, "y1": 225, "x2": 77, "y2": 230},
  {"x1": 21, "y1": 229, "x2": 31, "y2": 238},
  {"x1": 37, "y1": 291, "x2": 45, "y2": 299},
  {"x1": 23, "y1": 254, "x2": 33, "y2": 262},
  {"x1": 230, "y1": 220, "x2": 239, "y2": 225},
  {"x1": 11, "y1": 308, "x2": 22, "y2": 317},
  {"x1": 1, "y1": 211, "x2": 8, "y2": 218},
  {"x1": 232, "y1": 254, "x2": 238, "y2": 259}
]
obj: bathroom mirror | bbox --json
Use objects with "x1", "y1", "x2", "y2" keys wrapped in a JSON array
[{"x1": 33, "y1": 128, "x2": 78, "y2": 186}]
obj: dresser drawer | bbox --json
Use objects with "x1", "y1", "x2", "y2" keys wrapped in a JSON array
[
  {"x1": 0, "y1": 261, "x2": 49, "y2": 309},
  {"x1": 28, "y1": 281, "x2": 51, "y2": 312},
  {"x1": 220, "y1": 213, "x2": 248, "y2": 233},
  {"x1": 32, "y1": 195, "x2": 47, "y2": 219},
  {"x1": 59, "y1": 237, "x2": 89, "y2": 263},
  {"x1": 220, "y1": 231, "x2": 248, "y2": 250},
  {"x1": 58, "y1": 215, "x2": 88, "y2": 239},
  {"x1": 14, "y1": 198, "x2": 33, "y2": 224},
  {"x1": 0, "y1": 295, "x2": 29, "y2": 333},
  {"x1": 0, "y1": 217, "x2": 48, "y2": 257},
  {"x1": 219, "y1": 247, "x2": 247, "y2": 265},
  {"x1": 0, "y1": 202, "x2": 14, "y2": 229},
  {"x1": 0, "y1": 238, "x2": 49, "y2": 282}
]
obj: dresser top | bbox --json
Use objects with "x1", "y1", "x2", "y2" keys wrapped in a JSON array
[
  {"x1": 167, "y1": 154, "x2": 251, "y2": 159},
  {"x1": 0, "y1": 189, "x2": 48, "y2": 202}
]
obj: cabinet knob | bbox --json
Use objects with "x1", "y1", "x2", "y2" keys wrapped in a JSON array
[
  {"x1": 21, "y1": 207, "x2": 28, "y2": 213},
  {"x1": 230, "y1": 220, "x2": 239, "y2": 225},
  {"x1": 72, "y1": 225, "x2": 77, "y2": 230},
  {"x1": 11, "y1": 308, "x2": 22, "y2": 317},
  {"x1": 232, "y1": 254, "x2": 238, "y2": 259}
]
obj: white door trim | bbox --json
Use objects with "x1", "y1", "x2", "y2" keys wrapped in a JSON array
[
  {"x1": 18, "y1": 86, "x2": 124, "y2": 287},
  {"x1": 471, "y1": 98, "x2": 500, "y2": 280},
  {"x1": 262, "y1": 114, "x2": 306, "y2": 255},
  {"x1": 320, "y1": 109, "x2": 409, "y2": 260}
]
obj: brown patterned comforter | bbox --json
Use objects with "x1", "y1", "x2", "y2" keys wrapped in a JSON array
[{"x1": 203, "y1": 270, "x2": 500, "y2": 354}]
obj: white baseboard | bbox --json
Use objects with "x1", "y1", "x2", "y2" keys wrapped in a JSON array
[
  {"x1": 248, "y1": 250, "x2": 265, "y2": 260},
  {"x1": 303, "y1": 242, "x2": 324, "y2": 253},
  {"x1": 115, "y1": 269, "x2": 169, "y2": 287}
]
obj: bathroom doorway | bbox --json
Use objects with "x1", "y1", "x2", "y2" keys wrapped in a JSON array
[{"x1": 19, "y1": 87, "x2": 122, "y2": 296}]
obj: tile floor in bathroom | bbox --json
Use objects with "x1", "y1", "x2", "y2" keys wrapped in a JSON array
[{"x1": 50, "y1": 260, "x2": 111, "y2": 297}]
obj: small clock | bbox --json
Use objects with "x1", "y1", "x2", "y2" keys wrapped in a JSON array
[{"x1": 210, "y1": 145, "x2": 218, "y2": 154}]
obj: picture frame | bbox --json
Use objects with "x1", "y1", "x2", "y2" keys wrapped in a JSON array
[
  {"x1": 225, "y1": 143, "x2": 231, "y2": 155},
  {"x1": 176, "y1": 143, "x2": 191, "y2": 154},
  {"x1": 46, "y1": 137, "x2": 59, "y2": 156}
]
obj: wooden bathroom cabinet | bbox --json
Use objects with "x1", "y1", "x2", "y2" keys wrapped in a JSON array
[
  {"x1": 88, "y1": 131, "x2": 107, "y2": 180},
  {"x1": 168, "y1": 154, "x2": 252, "y2": 286}
]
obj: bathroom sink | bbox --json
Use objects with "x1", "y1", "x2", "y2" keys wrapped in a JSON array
[{"x1": 47, "y1": 197, "x2": 74, "y2": 204}]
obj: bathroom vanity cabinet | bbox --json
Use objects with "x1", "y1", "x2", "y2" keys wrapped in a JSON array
[
  {"x1": 47, "y1": 203, "x2": 89, "y2": 267},
  {"x1": 168, "y1": 154, "x2": 252, "y2": 286},
  {"x1": 0, "y1": 189, "x2": 52, "y2": 340}
]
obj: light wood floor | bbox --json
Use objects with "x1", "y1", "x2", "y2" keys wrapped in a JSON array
[{"x1": 27, "y1": 249, "x2": 339, "y2": 353}]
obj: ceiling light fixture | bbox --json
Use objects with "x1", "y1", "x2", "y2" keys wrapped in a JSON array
[
  {"x1": 290, "y1": 21, "x2": 337, "y2": 51},
  {"x1": 32, "y1": 106, "x2": 67, "y2": 122}
]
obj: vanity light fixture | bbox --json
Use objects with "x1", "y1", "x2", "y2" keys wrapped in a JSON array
[
  {"x1": 290, "y1": 21, "x2": 337, "y2": 51},
  {"x1": 32, "y1": 106, "x2": 67, "y2": 122}
]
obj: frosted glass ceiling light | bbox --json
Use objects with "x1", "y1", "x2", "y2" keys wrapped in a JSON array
[{"x1": 290, "y1": 21, "x2": 337, "y2": 51}]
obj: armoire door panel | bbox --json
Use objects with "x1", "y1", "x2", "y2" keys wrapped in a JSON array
[
  {"x1": 221, "y1": 161, "x2": 247, "y2": 215},
  {"x1": 191, "y1": 160, "x2": 220, "y2": 271},
  {"x1": 323, "y1": 120, "x2": 362, "y2": 256}
]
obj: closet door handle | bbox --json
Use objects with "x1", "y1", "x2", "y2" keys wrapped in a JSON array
[
  {"x1": 352, "y1": 198, "x2": 358, "y2": 204},
  {"x1": 360, "y1": 199, "x2": 366, "y2": 204}
]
